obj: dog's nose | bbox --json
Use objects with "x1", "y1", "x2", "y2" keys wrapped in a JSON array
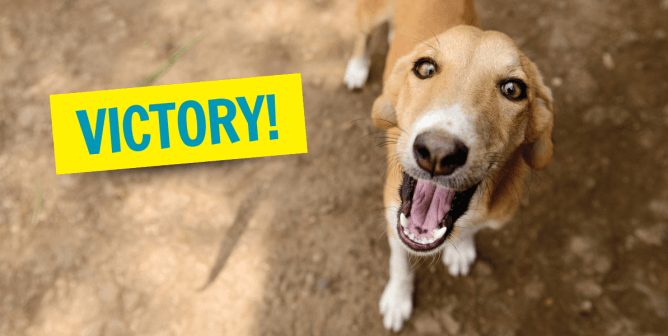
[{"x1": 413, "y1": 131, "x2": 469, "y2": 176}]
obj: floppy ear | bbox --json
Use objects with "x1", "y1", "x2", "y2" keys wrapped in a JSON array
[
  {"x1": 522, "y1": 67, "x2": 554, "y2": 171},
  {"x1": 371, "y1": 94, "x2": 396, "y2": 130},
  {"x1": 371, "y1": 55, "x2": 411, "y2": 130}
]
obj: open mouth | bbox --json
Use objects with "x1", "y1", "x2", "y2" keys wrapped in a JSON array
[{"x1": 396, "y1": 173, "x2": 478, "y2": 252}]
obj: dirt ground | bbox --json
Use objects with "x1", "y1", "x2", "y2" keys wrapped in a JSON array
[{"x1": 1, "y1": 0, "x2": 668, "y2": 335}]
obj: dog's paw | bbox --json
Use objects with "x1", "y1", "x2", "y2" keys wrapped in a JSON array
[
  {"x1": 379, "y1": 279, "x2": 413, "y2": 331},
  {"x1": 343, "y1": 57, "x2": 370, "y2": 90},
  {"x1": 442, "y1": 239, "x2": 477, "y2": 276}
]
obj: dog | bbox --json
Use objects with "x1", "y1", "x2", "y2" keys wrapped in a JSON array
[{"x1": 344, "y1": 0, "x2": 555, "y2": 331}]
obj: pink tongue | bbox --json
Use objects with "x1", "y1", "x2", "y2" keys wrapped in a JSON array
[{"x1": 408, "y1": 181, "x2": 455, "y2": 237}]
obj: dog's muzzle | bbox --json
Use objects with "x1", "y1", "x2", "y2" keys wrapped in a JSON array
[{"x1": 396, "y1": 172, "x2": 478, "y2": 252}]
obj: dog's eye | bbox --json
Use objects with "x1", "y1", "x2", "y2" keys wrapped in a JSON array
[
  {"x1": 413, "y1": 58, "x2": 437, "y2": 79},
  {"x1": 499, "y1": 80, "x2": 527, "y2": 100}
]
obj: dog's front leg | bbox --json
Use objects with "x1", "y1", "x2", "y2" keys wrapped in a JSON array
[
  {"x1": 442, "y1": 225, "x2": 482, "y2": 276},
  {"x1": 379, "y1": 234, "x2": 414, "y2": 331}
]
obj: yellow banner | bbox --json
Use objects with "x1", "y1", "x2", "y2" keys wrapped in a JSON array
[{"x1": 50, "y1": 74, "x2": 307, "y2": 174}]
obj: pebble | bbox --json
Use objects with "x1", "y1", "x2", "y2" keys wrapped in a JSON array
[
  {"x1": 551, "y1": 77, "x2": 563, "y2": 87},
  {"x1": 634, "y1": 224, "x2": 666, "y2": 246},
  {"x1": 576, "y1": 279, "x2": 603, "y2": 298},
  {"x1": 579, "y1": 300, "x2": 594, "y2": 314},
  {"x1": 602, "y1": 53, "x2": 615, "y2": 70},
  {"x1": 648, "y1": 199, "x2": 668, "y2": 219},
  {"x1": 570, "y1": 236, "x2": 591, "y2": 257}
]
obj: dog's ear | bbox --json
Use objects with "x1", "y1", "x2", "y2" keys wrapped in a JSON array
[
  {"x1": 522, "y1": 65, "x2": 554, "y2": 171},
  {"x1": 371, "y1": 55, "x2": 410, "y2": 130},
  {"x1": 371, "y1": 95, "x2": 396, "y2": 130}
]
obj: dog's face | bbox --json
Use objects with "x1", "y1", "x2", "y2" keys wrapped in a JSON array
[{"x1": 373, "y1": 25, "x2": 554, "y2": 254}]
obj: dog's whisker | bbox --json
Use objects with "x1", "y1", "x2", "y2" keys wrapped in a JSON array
[{"x1": 398, "y1": 32, "x2": 438, "y2": 52}]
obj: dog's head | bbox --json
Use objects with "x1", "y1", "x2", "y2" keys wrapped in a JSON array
[{"x1": 374, "y1": 25, "x2": 554, "y2": 254}]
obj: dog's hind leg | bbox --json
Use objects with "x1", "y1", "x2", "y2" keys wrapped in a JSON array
[{"x1": 344, "y1": 0, "x2": 393, "y2": 89}]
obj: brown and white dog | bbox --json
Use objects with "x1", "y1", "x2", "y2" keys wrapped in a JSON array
[{"x1": 344, "y1": 0, "x2": 554, "y2": 331}]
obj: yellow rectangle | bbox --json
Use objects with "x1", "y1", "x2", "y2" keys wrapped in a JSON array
[{"x1": 50, "y1": 74, "x2": 307, "y2": 174}]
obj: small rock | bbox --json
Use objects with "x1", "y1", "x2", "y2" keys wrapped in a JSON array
[
  {"x1": 413, "y1": 313, "x2": 442, "y2": 335},
  {"x1": 655, "y1": 29, "x2": 666, "y2": 40},
  {"x1": 634, "y1": 224, "x2": 666, "y2": 246},
  {"x1": 620, "y1": 30, "x2": 640, "y2": 45},
  {"x1": 579, "y1": 300, "x2": 594, "y2": 314},
  {"x1": 576, "y1": 279, "x2": 603, "y2": 298},
  {"x1": 551, "y1": 77, "x2": 563, "y2": 87},
  {"x1": 570, "y1": 236, "x2": 592, "y2": 256},
  {"x1": 602, "y1": 53, "x2": 615, "y2": 70},
  {"x1": 648, "y1": 199, "x2": 668, "y2": 218}
]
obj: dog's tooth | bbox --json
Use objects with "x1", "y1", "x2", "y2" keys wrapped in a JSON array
[
  {"x1": 404, "y1": 228, "x2": 409, "y2": 235},
  {"x1": 400, "y1": 213, "x2": 408, "y2": 228},
  {"x1": 433, "y1": 227, "x2": 448, "y2": 240},
  {"x1": 421, "y1": 237, "x2": 427, "y2": 244}
]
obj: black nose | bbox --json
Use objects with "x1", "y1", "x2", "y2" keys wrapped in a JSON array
[{"x1": 413, "y1": 131, "x2": 469, "y2": 176}]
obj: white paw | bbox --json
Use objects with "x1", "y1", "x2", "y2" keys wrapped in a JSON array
[
  {"x1": 388, "y1": 28, "x2": 395, "y2": 43},
  {"x1": 343, "y1": 57, "x2": 370, "y2": 90},
  {"x1": 442, "y1": 239, "x2": 477, "y2": 276},
  {"x1": 379, "y1": 279, "x2": 413, "y2": 332}
]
